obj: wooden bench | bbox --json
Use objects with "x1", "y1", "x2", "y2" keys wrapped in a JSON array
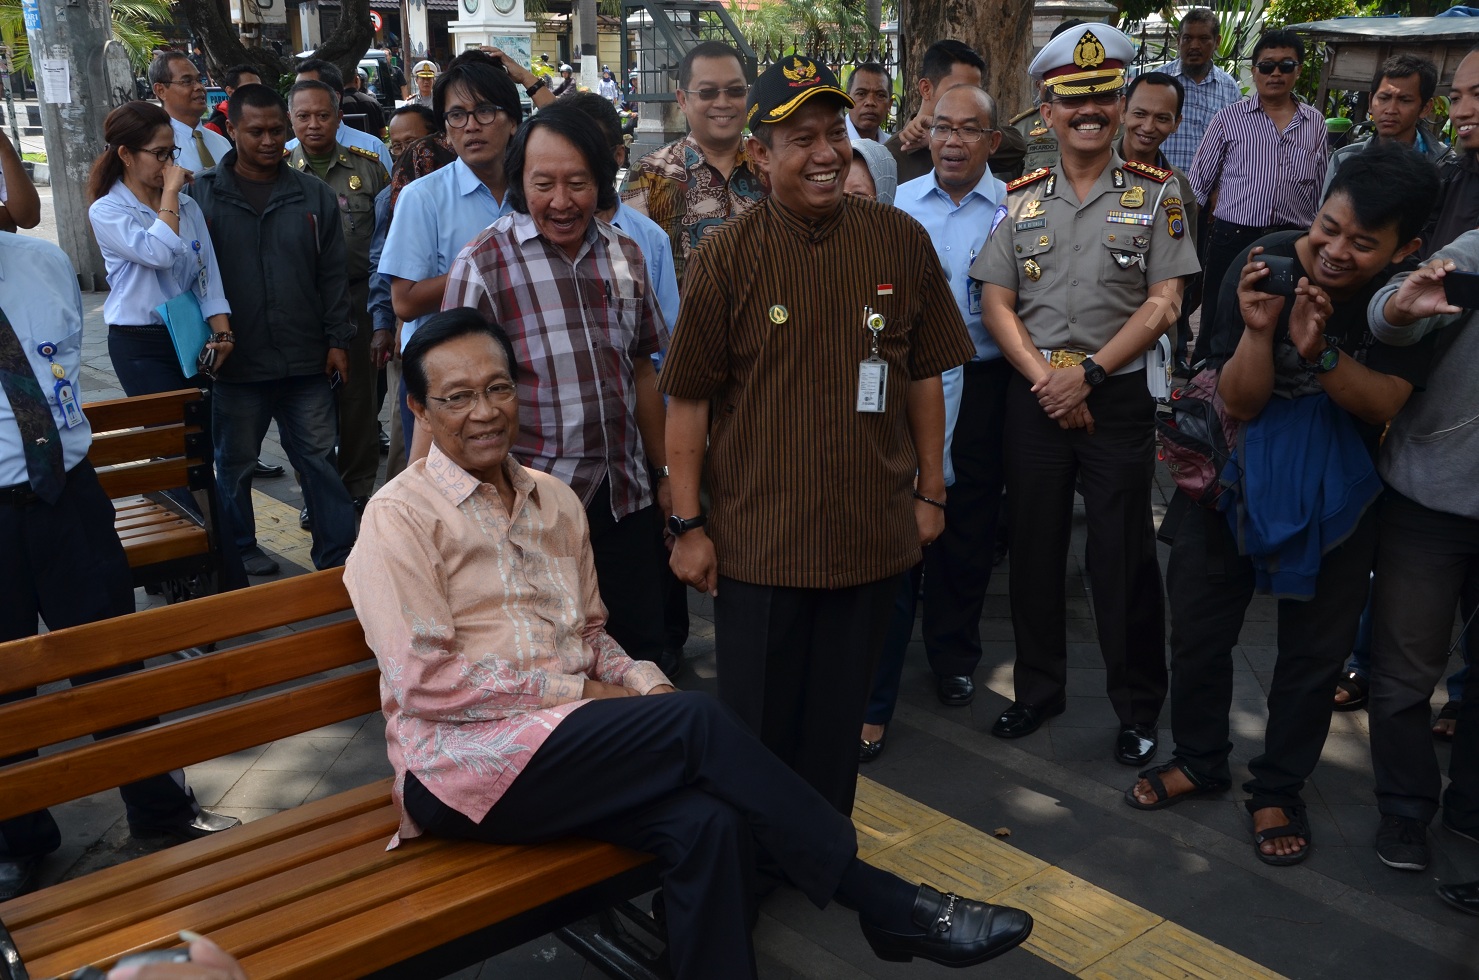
[
  {"x1": 0, "y1": 569, "x2": 659, "y2": 980},
  {"x1": 83, "y1": 388, "x2": 233, "y2": 602}
]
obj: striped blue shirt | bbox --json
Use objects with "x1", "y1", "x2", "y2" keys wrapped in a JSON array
[
  {"x1": 1188, "y1": 93, "x2": 1328, "y2": 229},
  {"x1": 1161, "y1": 60, "x2": 1242, "y2": 173}
]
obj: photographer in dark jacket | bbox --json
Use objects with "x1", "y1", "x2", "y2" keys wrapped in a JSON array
[{"x1": 187, "y1": 84, "x2": 358, "y2": 576}]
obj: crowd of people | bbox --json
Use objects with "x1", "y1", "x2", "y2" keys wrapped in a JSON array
[{"x1": 2, "y1": 9, "x2": 1479, "y2": 974}]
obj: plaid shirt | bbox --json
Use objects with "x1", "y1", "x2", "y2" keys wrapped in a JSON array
[
  {"x1": 442, "y1": 213, "x2": 666, "y2": 519},
  {"x1": 1161, "y1": 60, "x2": 1242, "y2": 174}
]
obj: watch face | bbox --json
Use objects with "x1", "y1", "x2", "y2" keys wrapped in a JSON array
[
  {"x1": 463, "y1": 0, "x2": 479, "y2": 13},
  {"x1": 492, "y1": 0, "x2": 517, "y2": 11}
]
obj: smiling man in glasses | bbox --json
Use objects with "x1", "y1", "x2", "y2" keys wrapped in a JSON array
[
  {"x1": 622, "y1": 41, "x2": 765, "y2": 284},
  {"x1": 1187, "y1": 29, "x2": 1327, "y2": 364},
  {"x1": 974, "y1": 24, "x2": 1198, "y2": 764},
  {"x1": 149, "y1": 50, "x2": 230, "y2": 174}
]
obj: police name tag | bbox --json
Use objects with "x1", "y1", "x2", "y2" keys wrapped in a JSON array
[{"x1": 857, "y1": 358, "x2": 888, "y2": 412}]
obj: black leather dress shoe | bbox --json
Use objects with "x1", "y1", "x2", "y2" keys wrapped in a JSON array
[
  {"x1": 0, "y1": 854, "x2": 42, "y2": 901},
  {"x1": 937, "y1": 674, "x2": 975, "y2": 707},
  {"x1": 860, "y1": 883, "x2": 1033, "y2": 967},
  {"x1": 990, "y1": 699, "x2": 1065, "y2": 739},
  {"x1": 299, "y1": 506, "x2": 312, "y2": 530},
  {"x1": 859, "y1": 731, "x2": 887, "y2": 763},
  {"x1": 1115, "y1": 723, "x2": 1159, "y2": 766},
  {"x1": 1437, "y1": 880, "x2": 1479, "y2": 917},
  {"x1": 130, "y1": 808, "x2": 242, "y2": 843},
  {"x1": 254, "y1": 459, "x2": 285, "y2": 478},
  {"x1": 656, "y1": 647, "x2": 685, "y2": 681}
]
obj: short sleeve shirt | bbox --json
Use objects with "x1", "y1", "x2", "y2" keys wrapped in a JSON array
[
  {"x1": 972, "y1": 154, "x2": 1200, "y2": 352},
  {"x1": 658, "y1": 197, "x2": 975, "y2": 590}
]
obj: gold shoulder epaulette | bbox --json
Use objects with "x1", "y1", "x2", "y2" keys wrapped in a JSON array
[
  {"x1": 1008, "y1": 107, "x2": 1039, "y2": 126},
  {"x1": 1006, "y1": 167, "x2": 1052, "y2": 193},
  {"x1": 1123, "y1": 159, "x2": 1173, "y2": 183},
  {"x1": 349, "y1": 145, "x2": 381, "y2": 161}
]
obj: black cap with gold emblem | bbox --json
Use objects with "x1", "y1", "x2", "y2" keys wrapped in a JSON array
[{"x1": 746, "y1": 53, "x2": 852, "y2": 130}]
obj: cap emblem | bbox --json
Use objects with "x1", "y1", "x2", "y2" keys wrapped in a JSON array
[{"x1": 782, "y1": 57, "x2": 819, "y2": 86}]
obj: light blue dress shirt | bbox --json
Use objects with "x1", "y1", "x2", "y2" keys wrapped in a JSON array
[
  {"x1": 378, "y1": 158, "x2": 513, "y2": 349},
  {"x1": 0, "y1": 233, "x2": 90, "y2": 486},
  {"x1": 170, "y1": 117, "x2": 232, "y2": 174},
  {"x1": 287, "y1": 121, "x2": 393, "y2": 177},
  {"x1": 1161, "y1": 60, "x2": 1242, "y2": 174},
  {"x1": 897, "y1": 169, "x2": 1008, "y2": 487},
  {"x1": 90, "y1": 181, "x2": 231, "y2": 326},
  {"x1": 610, "y1": 202, "x2": 679, "y2": 335}
]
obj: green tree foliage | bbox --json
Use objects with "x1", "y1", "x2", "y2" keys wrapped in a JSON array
[
  {"x1": 0, "y1": 0, "x2": 172, "y2": 77},
  {"x1": 727, "y1": 0, "x2": 877, "y2": 56}
]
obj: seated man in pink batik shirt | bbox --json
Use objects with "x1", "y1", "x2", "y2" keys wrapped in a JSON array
[{"x1": 343, "y1": 308, "x2": 1033, "y2": 980}]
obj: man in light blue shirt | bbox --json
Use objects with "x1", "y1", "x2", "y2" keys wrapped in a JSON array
[
  {"x1": 287, "y1": 60, "x2": 394, "y2": 175},
  {"x1": 895, "y1": 83, "x2": 1009, "y2": 710},
  {"x1": 1160, "y1": 9, "x2": 1241, "y2": 174}
]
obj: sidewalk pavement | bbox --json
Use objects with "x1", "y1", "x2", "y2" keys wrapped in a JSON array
[{"x1": 28, "y1": 185, "x2": 1479, "y2": 978}]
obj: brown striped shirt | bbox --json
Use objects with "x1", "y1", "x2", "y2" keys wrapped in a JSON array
[{"x1": 658, "y1": 196, "x2": 974, "y2": 589}]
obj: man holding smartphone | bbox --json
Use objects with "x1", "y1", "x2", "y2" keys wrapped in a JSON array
[{"x1": 1127, "y1": 142, "x2": 1440, "y2": 868}]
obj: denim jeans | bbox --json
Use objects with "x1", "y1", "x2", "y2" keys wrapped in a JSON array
[
  {"x1": 212, "y1": 374, "x2": 356, "y2": 568},
  {"x1": 107, "y1": 323, "x2": 202, "y2": 396}
]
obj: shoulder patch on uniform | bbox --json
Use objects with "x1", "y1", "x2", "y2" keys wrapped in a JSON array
[
  {"x1": 349, "y1": 145, "x2": 381, "y2": 161},
  {"x1": 1006, "y1": 167, "x2": 1053, "y2": 193},
  {"x1": 282, "y1": 148, "x2": 293, "y2": 158},
  {"x1": 1123, "y1": 159, "x2": 1173, "y2": 183},
  {"x1": 1008, "y1": 107, "x2": 1038, "y2": 125}
]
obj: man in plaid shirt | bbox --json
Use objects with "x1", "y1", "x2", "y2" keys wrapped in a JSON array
[{"x1": 442, "y1": 103, "x2": 671, "y2": 670}]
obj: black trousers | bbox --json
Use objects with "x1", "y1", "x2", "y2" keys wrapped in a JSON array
[
  {"x1": 922, "y1": 358, "x2": 1011, "y2": 678},
  {"x1": 1004, "y1": 370, "x2": 1165, "y2": 724},
  {"x1": 1370, "y1": 493, "x2": 1479, "y2": 822},
  {"x1": 403, "y1": 692, "x2": 856, "y2": 980},
  {"x1": 713, "y1": 574, "x2": 901, "y2": 816},
  {"x1": 586, "y1": 478, "x2": 667, "y2": 665},
  {"x1": 1446, "y1": 656, "x2": 1479, "y2": 832},
  {"x1": 1164, "y1": 493, "x2": 1378, "y2": 805},
  {"x1": 0, "y1": 462, "x2": 196, "y2": 857}
]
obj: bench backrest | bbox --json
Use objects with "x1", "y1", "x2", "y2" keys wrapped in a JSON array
[
  {"x1": 0, "y1": 569, "x2": 378, "y2": 823},
  {"x1": 83, "y1": 388, "x2": 213, "y2": 499}
]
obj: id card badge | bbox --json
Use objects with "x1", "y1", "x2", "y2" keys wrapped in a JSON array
[
  {"x1": 967, "y1": 278, "x2": 983, "y2": 316},
  {"x1": 55, "y1": 378, "x2": 84, "y2": 429},
  {"x1": 857, "y1": 357, "x2": 888, "y2": 412}
]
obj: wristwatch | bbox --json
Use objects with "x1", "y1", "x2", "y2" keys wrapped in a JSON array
[
  {"x1": 651, "y1": 464, "x2": 669, "y2": 480},
  {"x1": 1311, "y1": 346, "x2": 1341, "y2": 374},
  {"x1": 1080, "y1": 356, "x2": 1108, "y2": 386},
  {"x1": 525, "y1": 77, "x2": 547, "y2": 97},
  {"x1": 668, "y1": 513, "x2": 706, "y2": 536}
]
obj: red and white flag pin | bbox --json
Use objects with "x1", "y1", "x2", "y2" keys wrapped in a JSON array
[{"x1": 876, "y1": 283, "x2": 894, "y2": 296}]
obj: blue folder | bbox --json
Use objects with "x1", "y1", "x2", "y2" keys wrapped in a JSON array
[{"x1": 155, "y1": 290, "x2": 211, "y2": 380}]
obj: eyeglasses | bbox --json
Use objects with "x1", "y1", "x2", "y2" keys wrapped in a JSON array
[
  {"x1": 682, "y1": 85, "x2": 748, "y2": 102},
  {"x1": 137, "y1": 145, "x2": 181, "y2": 162},
  {"x1": 929, "y1": 124, "x2": 992, "y2": 144},
  {"x1": 443, "y1": 103, "x2": 503, "y2": 128},
  {"x1": 164, "y1": 75, "x2": 204, "y2": 88},
  {"x1": 1255, "y1": 59, "x2": 1300, "y2": 75},
  {"x1": 1050, "y1": 91, "x2": 1122, "y2": 108},
  {"x1": 389, "y1": 139, "x2": 418, "y2": 157},
  {"x1": 426, "y1": 382, "x2": 518, "y2": 413}
]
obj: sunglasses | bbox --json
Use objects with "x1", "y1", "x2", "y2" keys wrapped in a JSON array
[
  {"x1": 682, "y1": 85, "x2": 748, "y2": 102},
  {"x1": 1255, "y1": 59, "x2": 1300, "y2": 75}
]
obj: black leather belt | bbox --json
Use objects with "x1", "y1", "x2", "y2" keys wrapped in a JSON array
[{"x1": 0, "y1": 480, "x2": 40, "y2": 505}]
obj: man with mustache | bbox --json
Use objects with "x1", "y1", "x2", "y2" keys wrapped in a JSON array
[{"x1": 973, "y1": 24, "x2": 1198, "y2": 764}]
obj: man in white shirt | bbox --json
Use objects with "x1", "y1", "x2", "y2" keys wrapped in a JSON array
[{"x1": 150, "y1": 51, "x2": 231, "y2": 174}]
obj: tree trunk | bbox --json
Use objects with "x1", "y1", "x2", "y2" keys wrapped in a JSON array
[
  {"x1": 901, "y1": 0, "x2": 1035, "y2": 121},
  {"x1": 178, "y1": 0, "x2": 376, "y2": 85}
]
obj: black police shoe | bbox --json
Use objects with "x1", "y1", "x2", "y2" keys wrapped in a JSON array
[{"x1": 860, "y1": 883, "x2": 1033, "y2": 967}]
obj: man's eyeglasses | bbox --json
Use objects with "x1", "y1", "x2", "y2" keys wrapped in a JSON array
[
  {"x1": 1050, "y1": 91, "x2": 1122, "y2": 108},
  {"x1": 138, "y1": 145, "x2": 181, "y2": 163},
  {"x1": 1255, "y1": 59, "x2": 1300, "y2": 75},
  {"x1": 426, "y1": 382, "x2": 518, "y2": 413},
  {"x1": 929, "y1": 124, "x2": 992, "y2": 144},
  {"x1": 682, "y1": 85, "x2": 748, "y2": 102},
  {"x1": 164, "y1": 75, "x2": 204, "y2": 88},
  {"x1": 444, "y1": 104, "x2": 502, "y2": 128}
]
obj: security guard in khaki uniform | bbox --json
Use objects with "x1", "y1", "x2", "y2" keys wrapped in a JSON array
[
  {"x1": 287, "y1": 80, "x2": 390, "y2": 512},
  {"x1": 971, "y1": 24, "x2": 1199, "y2": 765},
  {"x1": 1010, "y1": 97, "x2": 1058, "y2": 175}
]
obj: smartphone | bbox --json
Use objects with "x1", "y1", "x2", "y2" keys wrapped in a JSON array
[
  {"x1": 1254, "y1": 254, "x2": 1297, "y2": 297},
  {"x1": 1443, "y1": 270, "x2": 1479, "y2": 309},
  {"x1": 329, "y1": 371, "x2": 344, "y2": 391}
]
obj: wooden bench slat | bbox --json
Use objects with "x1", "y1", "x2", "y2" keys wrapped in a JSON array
[
  {"x1": 0, "y1": 780, "x2": 395, "y2": 928},
  {"x1": 0, "y1": 569, "x2": 352, "y2": 694},
  {"x1": 115, "y1": 522, "x2": 201, "y2": 544},
  {"x1": 94, "y1": 458, "x2": 194, "y2": 500},
  {"x1": 114, "y1": 528, "x2": 211, "y2": 568},
  {"x1": 115, "y1": 506, "x2": 194, "y2": 532},
  {"x1": 0, "y1": 670, "x2": 380, "y2": 822},
  {"x1": 87, "y1": 423, "x2": 195, "y2": 467},
  {"x1": 84, "y1": 389, "x2": 203, "y2": 432},
  {"x1": 0, "y1": 619, "x2": 373, "y2": 757}
]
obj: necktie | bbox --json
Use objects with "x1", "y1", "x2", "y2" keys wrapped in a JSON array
[
  {"x1": 193, "y1": 128, "x2": 215, "y2": 169},
  {"x1": 0, "y1": 305, "x2": 64, "y2": 503}
]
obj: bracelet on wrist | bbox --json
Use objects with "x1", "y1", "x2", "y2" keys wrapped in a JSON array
[
  {"x1": 211, "y1": 331, "x2": 235, "y2": 344},
  {"x1": 158, "y1": 208, "x2": 180, "y2": 218},
  {"x1": 912, "y1": 490, "x2": 946, "y2": 510}
]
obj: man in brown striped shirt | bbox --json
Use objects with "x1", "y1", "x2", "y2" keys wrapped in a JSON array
[{"x1": 660, "y1": 55, "x2": 975, "y2": 816}]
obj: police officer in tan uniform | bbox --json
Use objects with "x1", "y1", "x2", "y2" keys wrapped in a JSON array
[
  {"x1": 972, "y1": 24, "x2": 1199, "y2": 765},
  {"x1": 287, "y1": 79, "x2": 390, "y2": 514}
]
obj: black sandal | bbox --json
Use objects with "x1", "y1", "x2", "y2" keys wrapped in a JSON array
[
  {"x1": 1333, "y1": 670, "x2": 1368, "y2": 712},
  {"x1": 1123, "y1": 760, "x2": 1229, "y2": 811},
  {"x1": 1434, "y1": 701, "x2": 1460, "y2": 742},
  {"x1": 1251, "y1": 805, "x2": 1312, "y2": 866}
]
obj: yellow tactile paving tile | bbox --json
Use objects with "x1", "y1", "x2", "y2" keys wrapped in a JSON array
[
  {"x1": 993, "y1": 867, "x2": 1164, "y2": 974},
  {"x1": 1078, "y1": 921, "x2": 1287, "y2": 980},
  {"x1": 852, "y1": 776, "x2": 950, "y2": 859},
  {"x1": 868, "y1": 818, "x2": 1050, "y2": 898},
  {"x1": 251, "y1": 487, "x2": 314, "y2": 571}
]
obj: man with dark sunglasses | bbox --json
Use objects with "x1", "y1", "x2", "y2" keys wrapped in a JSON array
[{"x1": 1187, "y1": 30, "x2": 1327, "y2": 365}]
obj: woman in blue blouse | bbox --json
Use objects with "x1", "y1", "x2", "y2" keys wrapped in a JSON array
[{"x1": 87, "y1": 100, "x2": 235, "y2": 395}]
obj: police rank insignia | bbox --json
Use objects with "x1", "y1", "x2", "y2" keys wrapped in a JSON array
[
  {"x1": 768, "y1": 304, "x2": 788, "y2": 324},
  {"x1": 1112, "y1": 168, "x2": 1125, "y2": 189},
  {"x1": 1030, "y1": 126, "x2": 1048, "y2": 136},
  {"x1": 1024, "y1": 199, "x2": 1045, "y2": 218},
  {"x1": 1120, "y1": 185, "x2": 1144, "y2": 209},
  {"x1": 1023, "y1": 259, "x2": 1042, "y2": 281},
  {"x1": 348, "y1": 175, "x2": 362, "y2": 190},
  {"x1": 1163, "y1": 197, "x2": 1185, "y2": 239}
]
